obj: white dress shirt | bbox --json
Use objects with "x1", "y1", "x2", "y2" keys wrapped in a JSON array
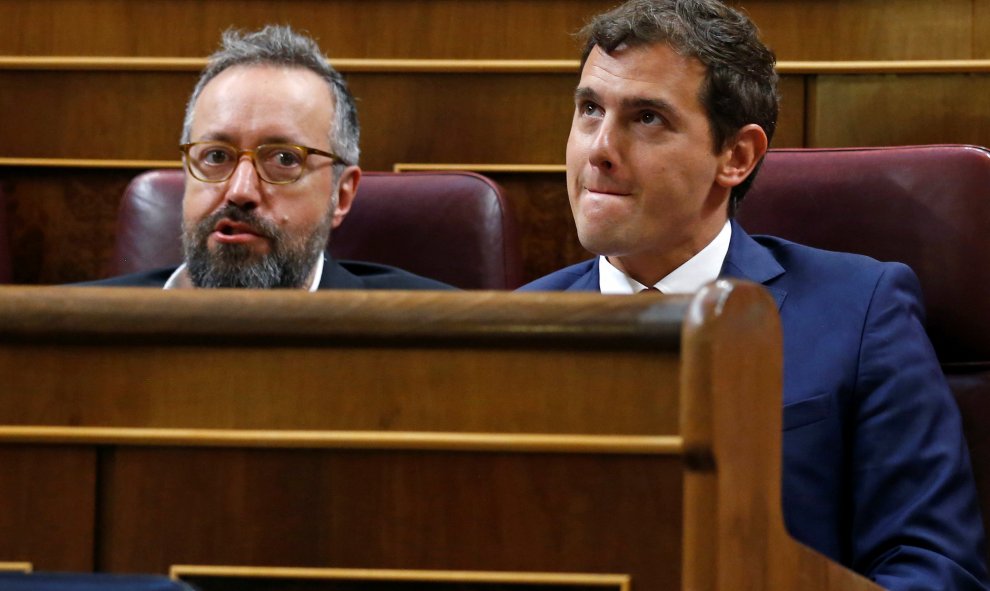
[{"x1": 598, "y1": 220, "x2": 732, "y2": 294}]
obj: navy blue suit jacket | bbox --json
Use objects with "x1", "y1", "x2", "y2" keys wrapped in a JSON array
[
  {"x1": 81, "y1": 257, "x2": 454, "y2": 290},
  {"x1": 521, "y1": 220, "x2": 988, "y2": 590}
]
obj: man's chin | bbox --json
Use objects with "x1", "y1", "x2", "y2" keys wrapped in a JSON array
[{"x1": 575, "y1": 223, "x2": 627, "y2": 257}]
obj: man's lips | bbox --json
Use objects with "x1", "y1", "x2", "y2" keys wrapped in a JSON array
[
  {"x1": 211, "y1": 219, "x2": 267, "y2": 244},
  {"x1": 584, "y1": 186, "x2": 632, "y2": 197}
]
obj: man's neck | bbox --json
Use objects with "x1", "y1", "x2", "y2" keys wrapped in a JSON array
[
  {"x1": 607, "y1": 220, "x2": 728, "y2": 287},
  {"x1": 600, "y1": 220, "x2": 732, "y2": 295}
]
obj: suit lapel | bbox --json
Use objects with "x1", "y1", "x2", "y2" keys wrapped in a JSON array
[
  {"x1": 318, "y1": 257, "x2": 365, "y2": 290},
  {"x1": 720, "y1": 220, "x2": 787, "y2": 309},
  {"x1": 567, "y1": 259, "x2": 601, "y2": 292}
]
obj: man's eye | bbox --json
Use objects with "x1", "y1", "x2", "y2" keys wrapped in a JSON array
[
  {"x1": 272, "y1": 151, "x2": 302, "y2": 167},
  {"x1": 203, "y1": 149, "x2": 231, "y2": 165},
  {"x1": 640, "y1": 111, "x2": 662, "y2": 125},
  {"x1": 580, "y1": 102, "x2": 602, "y2": 117}
]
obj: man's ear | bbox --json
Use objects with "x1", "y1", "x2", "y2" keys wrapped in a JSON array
[
  {"x1": 331, "y1": 165, "x2": 361, "y2": 229},
  {"x1": 715, "y1": 124, "x2": 768, "y2": 189}
]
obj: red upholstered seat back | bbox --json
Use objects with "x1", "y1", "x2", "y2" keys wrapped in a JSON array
[
  {"x1": 738, "y1": 144, "x2": 990, "y2": 560},
  {"x1": 109, "y1": 169, "x2": 523, "y2": 290}
]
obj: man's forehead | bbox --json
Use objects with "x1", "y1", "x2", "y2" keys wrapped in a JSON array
[
  {"x1": 197, "y1": 64, "x2": 333, "y2": 107},
  {"x1": 583, "y1": 43, "x2": 703, "y2": 79},
  {"x1": 577, "y1": 42, "x2": 707, "y2": 104},
  {"x1": 190, "y1": 64, "x2": 335, "y2": 144}
]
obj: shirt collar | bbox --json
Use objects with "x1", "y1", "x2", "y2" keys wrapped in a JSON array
[
  {"x1": 598, "y1": 220, "x2": 732, "y2": 294},
  {"x1": 164, "y1": 254, "x2": 325, "y2": 292}
]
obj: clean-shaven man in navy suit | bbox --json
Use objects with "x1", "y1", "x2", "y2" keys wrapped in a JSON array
[
  {"x1": 90, "y1": 26, "x2": 448, "y2": 291},
  {"x1": 520, "y1": 0, "x2": 988, "y2": 588}
]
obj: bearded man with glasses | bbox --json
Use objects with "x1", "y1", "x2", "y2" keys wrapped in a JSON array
[{"x1": 90, "y1": 25, "x2": 451, "y2": 290}]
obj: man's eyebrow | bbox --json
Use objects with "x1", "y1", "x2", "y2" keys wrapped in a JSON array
[
  {"x1": 574, "y1": 86, "x2": 601, "y2": 104},
  {"x1": 193, "y1": 133, "x2": 301, "y2": 146},
  {"x1": 621, "y1": 96, "x2": 683, "y2": 126},
  {"x1": 622, "y1": 96, "x2": 676, "y2": 114},
  {"x1": 196, "y1": 132, "x2": 234, "y2": 143},
  {"x1": 259, "y1": 135, "x2": 298, "y2": 145},
  {"x1": 573, "y1": 87, "x2": 680, "y2": 118}
]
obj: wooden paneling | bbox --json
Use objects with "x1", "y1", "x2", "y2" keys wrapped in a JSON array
[
  {"x1": 0, "y1": 70, "x2": 576, "y2": 169},
  {"x1": 487, "y1": 172, "x2": 588, "y2": 283},
  {"x1": 354, "y1": 72, "x2": 574, "y2": 169},
  {"x1": 807, "y1": 74, "x2": 990, "y2": 147},
  {"x1": 0, "y1": 446, "x2": 96, "y2": 570},
  {"x1": 98, "y1": 448, "x2": 681, "y2": 577},
  {"x1": 0, "y1": 67, "x2": 806, "y2": 166},
  {"x1": 0, "y1": 345, "x2": 679, "y2": 435},
  {"x1": 975, "y1": 3, "x2": 990, "y2": 59},
  {"x1": 0, "y1": 70, "x2": 192, "y2": 161},
  {"x1": 0, "y1": 0, "x2": 986, "y2": 61},
  {"x1": 774, "y1": 75, "x2": 805, "y2": 148},
  {"x1": 0, "y1": 169, "x2": 125, "y2": 284},
  {"x1": 0, "y1": 0, "x2": 614, "y2": 60},
  {"x1": 737, "y1": 0, "x2": 975, "y2": 60}
]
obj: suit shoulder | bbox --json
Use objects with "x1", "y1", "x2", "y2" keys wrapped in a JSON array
[
  {"x1": 69, "y1": 267, "x2": 175, "y2": 287},
  {"x1": 752, "y1": 234, "x2": 916, "y2": 285},
  {"x1": 518, "y1": 259, "x2": 597, "y2": 291},
  {"x1": 750, "y1": 234, "x2": 926, "y2": 321},
  {"x1": 335, "y1": 260, "x2": 455, "y2": 290}
]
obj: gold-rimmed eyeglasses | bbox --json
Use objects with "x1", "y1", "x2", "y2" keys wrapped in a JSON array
[{"x1": 179, "y1": 141, "x2": 347, "y2": 185}]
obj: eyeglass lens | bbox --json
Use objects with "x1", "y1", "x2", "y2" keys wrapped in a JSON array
[{"x1": 187, "y1": 143, "x2": 307, "y2": 183}]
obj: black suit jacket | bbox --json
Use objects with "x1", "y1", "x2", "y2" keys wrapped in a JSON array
[{"x1": 81, "y1": 257, "x2": 454, "y2": 290}]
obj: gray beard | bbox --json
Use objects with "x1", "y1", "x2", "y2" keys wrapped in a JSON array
[{"x1": 182, "y1": 204, "x2": 331, "y2": 289}]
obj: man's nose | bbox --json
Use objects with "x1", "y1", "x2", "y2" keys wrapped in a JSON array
[
  {"x1": 588, "y1": 119, "x2": 620, "y2": 171},
  {"x1": 224, "y1": 156, "x2": 263, "y2": 209}
]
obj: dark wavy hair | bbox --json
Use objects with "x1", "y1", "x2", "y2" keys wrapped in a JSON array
[{"x1": 580, "y1": 0, "x2": 778, "y2": 214}]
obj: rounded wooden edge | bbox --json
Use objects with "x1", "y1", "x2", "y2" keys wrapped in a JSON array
[
  {"x1": 169, "y1": 564, "x2": 631, "y2": 589},
  {"x1": 0, "y1": 157, "x2": 181, "y2": 169},
  {"x1": 0, "y1": 562, "x2": 33, "y2": 574},
  {"x1": 0, "y1": 287, "x2": 689, "y2": 349},
  {"x1": 394, "y1": 163, "x2": 567, "y2": 173},
  {"x1": 4, "y1": 56, "x2": 990, "y2": 74},
  {"x1": 0, "y1": 426, "x2": 683, "y2": 455},
  {"x1": 0, "y1": 56, "x2": 579, "y2": 73}
]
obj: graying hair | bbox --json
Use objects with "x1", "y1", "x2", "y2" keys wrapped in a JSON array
[{"x1": 181, "y1": 25, "x2": 360, "y2": 166}]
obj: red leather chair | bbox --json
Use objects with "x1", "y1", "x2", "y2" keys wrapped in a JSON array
[
  {"x1": 0, "y1": 183, "x2": 11, "y2": 284},
  {"x1": 738, "y1": 144, "x2": 990, "y2": 561},
  {"x1": 108, "y1": 169, "x2": 523, "y2": 290}
]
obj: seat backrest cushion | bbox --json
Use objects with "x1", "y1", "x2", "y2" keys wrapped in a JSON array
[
  {"x1": 739, "y1": 145, "x2": 990, "y2": 364},
  {"x1": 110, "y1": 169, "x2": 522, "y2": 289}
]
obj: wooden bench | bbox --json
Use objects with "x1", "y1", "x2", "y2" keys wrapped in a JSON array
[{"x1": 0, "y1": 283, "x2": 880, "y2": 590}]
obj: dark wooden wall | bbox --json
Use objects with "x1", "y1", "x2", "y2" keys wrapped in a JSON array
[{"x1": 2, "y1": 0, "x2": 989, "y2": 285}]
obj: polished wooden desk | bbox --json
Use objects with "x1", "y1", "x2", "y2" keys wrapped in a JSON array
[{"x1": 0, "y1": 283, "x2": 880, "y2": 590}]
